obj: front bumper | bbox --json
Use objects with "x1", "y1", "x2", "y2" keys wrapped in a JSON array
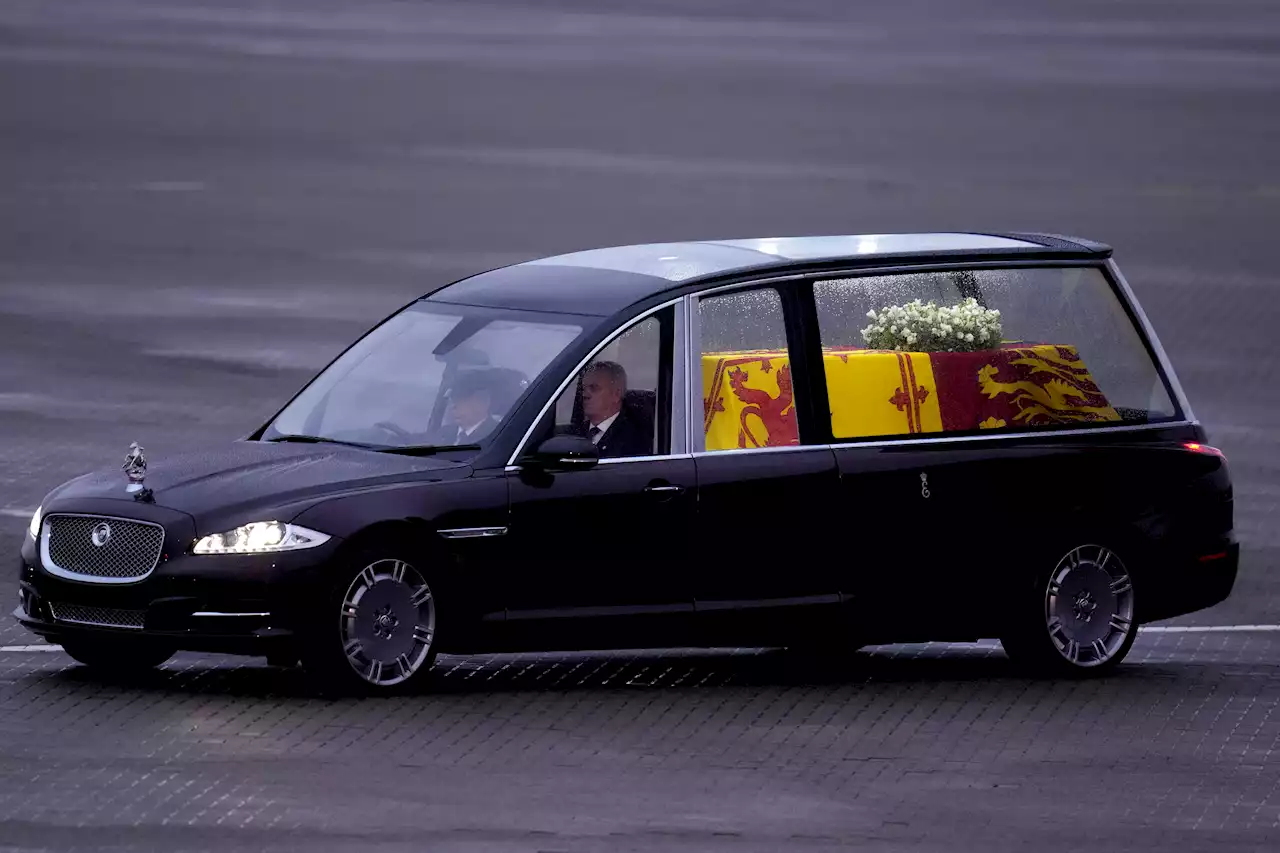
[{"x1": 16, "y1": 532, "x2": 340, "y2": 656}]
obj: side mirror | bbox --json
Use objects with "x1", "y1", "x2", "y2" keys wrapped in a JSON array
[{"x1": 527, "y1": 435, "x2": 599, "y2": 471}]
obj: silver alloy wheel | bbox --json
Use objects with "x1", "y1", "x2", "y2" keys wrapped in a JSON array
[
  {"x1": 338, "y1": 558, "x2": 435, "y2": 687},
  {"x1": 1044, "y1": 544, "x2": 1135, "y2": 668}
]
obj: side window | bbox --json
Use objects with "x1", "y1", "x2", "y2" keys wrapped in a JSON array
[
  {"x1": 812, "y1": 266, "x2": 1179, "y2": 441},
  {"x1": 696, "y1": 287, "x2": 801, "y2": 451},
  {"x1": 548, "y1": 312, "x2": 668, "y2": 458}
]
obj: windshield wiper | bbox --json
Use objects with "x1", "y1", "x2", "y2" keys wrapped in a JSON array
[
  {"x1": 264, "y1": 435, "x2": 379, "y2": 450},
  {"x1": 377, "y1": 444, "x2": 482, "y2": 456},
  {"x1": 265, "y1": 435, "x2": 482, "y2": 456}
]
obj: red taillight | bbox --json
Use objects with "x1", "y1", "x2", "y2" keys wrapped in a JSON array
[{"x1": 1184, "y1": 442, "x2": 1226, "y2": 460}]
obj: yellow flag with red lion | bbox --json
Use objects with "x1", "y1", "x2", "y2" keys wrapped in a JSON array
[{"x1": 702, "y1": 343, "x2": 1120, "y2": 449}]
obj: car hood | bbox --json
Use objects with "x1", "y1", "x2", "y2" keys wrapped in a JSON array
[{"x1": 43, "y1": 440, "x2": 473, "y2": 520}]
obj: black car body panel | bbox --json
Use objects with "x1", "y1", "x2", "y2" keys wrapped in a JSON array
[
  {"x1": 836, "y1": 422, "x2": 1236, "y2": 642},
  {"x1": 41, "y1": 441, "x2": 473, "y2": 529},
  {"x1": 15, "y1": 232, "x2": 1237, "y2": 677}
]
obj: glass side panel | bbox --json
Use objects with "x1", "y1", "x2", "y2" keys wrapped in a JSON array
[
  {"x1": 547, "y1": 315, "x2": 667, "y2": 458},
  {"x1": 696, "y1": 287, "x2": 802, "y2": 451},
  {"x1": 812, "y1": 266, "x2": 1178, "y2": 440}
]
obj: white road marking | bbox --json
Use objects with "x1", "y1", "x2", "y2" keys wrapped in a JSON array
[
  {"x1": 0, "y1": 508, "x2": 35, "y2": 518},
  {"x1": 1, "y1": 626, "x2": 1279, "y2": 655},
  {"x1": 1140, "y1": 625, "x2": 1280, "y2": 633}
]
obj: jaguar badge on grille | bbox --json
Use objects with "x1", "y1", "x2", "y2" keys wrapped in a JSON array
[{"x1": 90, "y1": 522, "x2": 112, "y2": 547}]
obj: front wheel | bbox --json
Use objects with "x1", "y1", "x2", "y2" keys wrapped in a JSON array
[
  {"x1": 301, "y1": 550, "x2": 439, "y2": 694},
  {"x1": 60, "y1": 636, "x2": 175, "y2": 672},
  {"x1": 1000, "y1": 542, "x2": 1138, "y2": 676}
]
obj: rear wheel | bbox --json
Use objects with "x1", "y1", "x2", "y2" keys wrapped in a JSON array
[
  {"x1": 302, "y1": 548, "x2": 439, "y2": 694},
  {"x1": 1000, "y1": 542, "x2": 1138, "y2": 676},
  {"x1": 60, "y1": 636, "x2": 175, "y2": 672}
]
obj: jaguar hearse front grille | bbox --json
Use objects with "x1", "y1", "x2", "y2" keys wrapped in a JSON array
[
  {"x1": 48, "y1": 602, "x2": 146, "y2": 630},
  {"x1": 43, "y1": 514, "x2": 164, "y2": 582}
]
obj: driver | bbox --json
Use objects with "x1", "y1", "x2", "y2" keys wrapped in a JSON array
[{"x1": 438, "y1": 370, "x2": 501, "y2": 444}]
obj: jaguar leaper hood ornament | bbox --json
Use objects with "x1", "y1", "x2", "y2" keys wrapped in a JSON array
[{"x1": 122, "y1": 441, "x2": 152, "y2": 501}]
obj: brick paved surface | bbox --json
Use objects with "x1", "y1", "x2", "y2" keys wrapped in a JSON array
[{"x1": 2, "y1": 634, "x2": 1279, "y2": 852}]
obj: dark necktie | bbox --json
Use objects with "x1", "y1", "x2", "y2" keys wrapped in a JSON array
[{"x1": 588, "y1": 425, "x2": 601, "y2": 442}]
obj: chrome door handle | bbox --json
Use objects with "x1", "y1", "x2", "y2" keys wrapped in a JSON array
[{"x1": 644, "y1": 484, "x2": 684, "y2": 494}]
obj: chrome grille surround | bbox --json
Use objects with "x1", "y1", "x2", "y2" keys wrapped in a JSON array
[
  {"x1": 40, "y1": 513, "x2": 165, "y2": 584},
  {"x1": 48, "y1": 602, "x2": 146, "y2": 630}
]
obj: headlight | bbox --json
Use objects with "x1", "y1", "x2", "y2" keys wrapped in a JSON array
[
  {"x1": 192, "y1": 521, "x2": 330, "y2": 555},
  {"x1": 27, "y1": 506, "x2": 41, "y2": 540}
]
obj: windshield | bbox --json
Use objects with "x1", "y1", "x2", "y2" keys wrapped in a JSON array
[{"x1": 263, "y1": 301, "x2": 588, "y2": 450}]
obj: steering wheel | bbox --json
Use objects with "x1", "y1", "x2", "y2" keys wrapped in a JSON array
[{"x1": 372, "y1": 421, "x2": 414, "y2": 442}]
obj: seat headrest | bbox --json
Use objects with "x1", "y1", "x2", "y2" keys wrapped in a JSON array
[{"x1": 622, "y1": 388, "x2": 656, "y2": 426}]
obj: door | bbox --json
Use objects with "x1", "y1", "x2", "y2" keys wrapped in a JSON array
[
  {"x1": 501, "y1": 304, "x2": 699, "y2": 649},
  {"x1": 689, "y1": 284, "x2": 843, "y2": 646},
  {"x1": 809, "y1": 271, "x2": 982, "y2": 640}
]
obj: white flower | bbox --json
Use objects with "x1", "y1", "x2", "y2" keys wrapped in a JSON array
[{"x1": 858, "y1": 296, "x2": 1002, "y2": 353}]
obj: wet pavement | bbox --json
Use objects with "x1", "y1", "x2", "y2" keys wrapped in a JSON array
[
  {"x1": 2, "y1": 630, "x2": 1280, "y2": 851},
  {"x1": 2, "y1": 1, "x2": 1280, "y2": 850}
]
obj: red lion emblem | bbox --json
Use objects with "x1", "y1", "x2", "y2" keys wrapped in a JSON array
[{"x1": 728, "y1": 364, "x2": 797, "y2": 447}]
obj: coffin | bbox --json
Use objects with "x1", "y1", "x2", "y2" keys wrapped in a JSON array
[{"x1": 701, "y1": 343, "x2": 1121, "y2": 450}]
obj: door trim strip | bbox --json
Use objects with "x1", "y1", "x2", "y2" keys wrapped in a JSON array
[
  {"x1": 694, "y1": 593, "x2": 843, "y2": 611},
  {"x1": 438, "y1": 526, "x2": 509, "y2": 539},
  {"x1": 505, "y1": 602, "x2": 694, "y2": 620}
]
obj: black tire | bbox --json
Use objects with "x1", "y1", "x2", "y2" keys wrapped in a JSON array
[
  {"x1": 60, "y1": 636, "x2": 175, "y2": 672},
  {"x1": 999, "y1": 539, "x2": 1140, "y2": 677},
  {"x1": 299, "y1": 542, "x2": 440, "y2": 696}
]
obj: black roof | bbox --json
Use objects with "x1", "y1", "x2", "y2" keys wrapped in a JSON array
[{"x1": 425, "y1": 231, "x2": 1112, "y2": 317}]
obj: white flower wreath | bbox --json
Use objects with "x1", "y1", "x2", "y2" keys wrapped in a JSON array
[{"x1": 860, "y1": 297, "x2": 1003, "y2": 353}]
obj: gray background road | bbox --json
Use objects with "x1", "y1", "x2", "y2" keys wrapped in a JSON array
[{"x1": 1, "y1": 1, "x2": 1279, "y2": 850}]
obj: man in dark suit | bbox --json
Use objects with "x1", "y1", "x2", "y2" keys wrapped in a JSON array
[
  {"x1": 580, "y1": 361, "x2": 652, "y2": 458},
  {"x1": 437, "y1": 370, "x2": 502, "y2": 445}
]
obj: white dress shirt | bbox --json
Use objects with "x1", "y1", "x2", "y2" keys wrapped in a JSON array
[
  {"x1": 454, "y1": 417, "x2": 494, "y2": 443},
  {"x1": 587, "y1": 412, "x2": 619, "y2": 444}
]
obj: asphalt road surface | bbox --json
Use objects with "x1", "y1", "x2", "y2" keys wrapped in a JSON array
[{"x1": 2, "y1": 1, "x2": 1279, "y2": 850}]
